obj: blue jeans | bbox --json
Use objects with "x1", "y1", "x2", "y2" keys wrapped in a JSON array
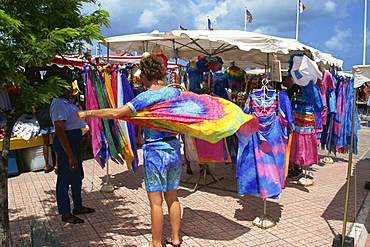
[{"x1": 53, "y1": 129, "x2": 84, "y2": 215}]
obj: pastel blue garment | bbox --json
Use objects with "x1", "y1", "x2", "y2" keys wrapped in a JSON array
[
  {"x1": 301, "y1": 82, "x2": 325, "y2": 112},
  {"x1": 212, "y1": 72, "x2": 230, "y2": 100},
  {"x1": 186, "y1": 64, "x2": 204, "y2": 93},
  {"x1": 50, "y1": 98, "x2": 85, "y2": 131},
  {"x1": 327, "y1": 88, "x2": 337, "y2": 114},
  {"x1": 127, "y1": 86, "x2": 182, "y2": 192},
  {"x1": 340, "y1": 77, "x2": 360, "y2": 154},
  {"x1": 237, "y1": 112, "x2": 286, "y2": 199},
  {"x1": 327, "y1": 76, "x2": 360, "y2": 154},
  {"x1": 237, "y1": 90, "x2": 292, "y2": 199}
]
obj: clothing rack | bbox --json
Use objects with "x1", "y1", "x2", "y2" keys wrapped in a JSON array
[
  {"x1": 181, "y1": 163, "x2": 227, "y2": 193},
  {"x1": 252, "y1": 198, "x2": 276, "y2": 229}
]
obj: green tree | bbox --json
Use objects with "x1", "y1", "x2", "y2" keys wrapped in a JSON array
[{"x1": 0, "y1": 1, "x2": 110, "y2": 245}]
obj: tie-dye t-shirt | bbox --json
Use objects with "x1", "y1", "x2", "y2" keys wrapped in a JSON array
[{"x1": 126, "y1": 86, "x2": 182, "y2": 150}]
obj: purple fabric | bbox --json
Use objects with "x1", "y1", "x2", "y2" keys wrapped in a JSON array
[
  {"x1": 119, "y1": 67, "x2": 139, "y2": 172},
  {"x1": 84, "y1": 65, "x2": 105, "y2": 166}
]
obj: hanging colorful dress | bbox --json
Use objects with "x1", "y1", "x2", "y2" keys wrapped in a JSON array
[
  {"x1": 236, "y1": 90, "x2": 294, "y2": 199},
  {"x1": 225, "y1": 66, "x2": 246, "y2": 100}
]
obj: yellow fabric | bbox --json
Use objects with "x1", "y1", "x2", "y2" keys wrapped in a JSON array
[{"x1": 102, "y1": 65, "x2": 135, "y2": 169}]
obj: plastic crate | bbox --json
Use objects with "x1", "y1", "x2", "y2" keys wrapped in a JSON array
[{"x1": 0, "y1": 150, "x2": 19, "y2": 176}]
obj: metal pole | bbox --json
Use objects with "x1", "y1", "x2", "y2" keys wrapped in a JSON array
[
  {"x1": 106, "y1": 160, "x2": 109, "y2": 184},
  {"x1": 107, "y1": 43, "x2": 110, "y2": 63},
  {"x1": 363, "y1": 0, "x2": 367, "y2": 65},
  {"x1": 244, "y1": 7, "x2": 247, "y2": 31},
  {"x1": 208, "y1": 40, "x2": 212, "y2": 87},
  {"x1": 340, "y1": 88, "x2": 358, "y2": 247},
  {"x1": 295, "y1": 0, "x2": 299, "y2": 40}
]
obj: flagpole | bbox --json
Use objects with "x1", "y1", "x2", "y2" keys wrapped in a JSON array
[
  {"x1": 295, "y1": 0, "x2": 299, "y2": 40},
  {"x1": 244, "y1": 7, "x2": 247, "y2": 31},
  {"x1": 363, "y1": 0, "x2": 367, "y2": 65},
  {"x1": 207, "y1": 15, "x2": 209, "y2": 30}
]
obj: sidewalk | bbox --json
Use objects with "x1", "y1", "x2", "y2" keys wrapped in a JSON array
[{"x1": 8, "y1": 125, "x2": 370, "y2": 247}]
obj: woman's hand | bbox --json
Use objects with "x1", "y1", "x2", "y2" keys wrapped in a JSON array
[
  {"x1": 75, "y1": 110, "x2": 88, "y2": 119},
  {"x1": 68, "y1": 156, "x2": 79, "y2": 171}
]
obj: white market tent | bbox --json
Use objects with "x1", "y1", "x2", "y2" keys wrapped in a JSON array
[
  {"x1": 352, "y1": 65, "x2": 370, "y2": 88},
  {"x1": 100, "y1": 30, "x2": 343, "y2": 70}
]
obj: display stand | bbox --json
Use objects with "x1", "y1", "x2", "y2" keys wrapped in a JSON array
[
  {"x1": 181, "y1": 163, "x2": 227, "y2": 193},
  {"x1": 297, "y1": 166, "x2": 314, "y2": 187},
  {"x1": 252, "y1": 199, "x2": 276, "y2": 229},
  {"x1": 100, "y1": 160, "x2": 115, "y2": 193}
]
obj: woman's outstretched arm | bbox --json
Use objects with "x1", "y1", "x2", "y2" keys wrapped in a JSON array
[{"x1": 75, "y1": 104, "x2": 133, "y2": 119}]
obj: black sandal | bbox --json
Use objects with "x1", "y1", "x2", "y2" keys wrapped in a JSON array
[
  {"x1": 44, "y1": 166, "x2": 54, "y2": 173},
  {"x1": 165, "y1": 237, "x2": 181, "y2": 247},
  {"x1": 61, "y1": 215, "x2": 84, "y2": 224},
  {"x1": 73, "y1": 206, "x2": 95, "y2": 215}
]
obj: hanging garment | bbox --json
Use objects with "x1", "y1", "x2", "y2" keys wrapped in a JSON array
[
  {"x1": 194, "y1": 137, "x2": 232, "y2": 163},
  {"x1": 337, "y1": 77, "x2": 360, "y2": 154},
  {"x1": 289, "y1": 96, "x2": 318, "y2": 166},
  {"x1": 236, "y1": 90, "x2": 293, "y2": 199},
  {"x1": 186, "y1": 63, "x2": 204, "y2": 93},
  {"x1": 316, "y1": 70, "x2": 336, "y2": 125},
  {"x1": 301, "y1": 81, "x2": 325, "y2": 112},
  {"x1": 212, "y1": 72, "x2": 230, "y2": 100},
  {"x1": 243, "y1": 90, "x2": 295, "y2": 133},
  {"x1": 237, "y1": 112, "x2": 287, "y2": 199},
  {"x1": 119, "y1": 92, "x2": 259, "y2": 144},
  {"x1": 184, "y1": 134, "x2": 200, "y2": 164},
  {"x1": 289, "y1": 112, "x2": 318, "y2": 166},
  {"x1": 102, "y1": 65, "x2": 135, "y2": 167},
  {"x1": 85, "y1": 65, "x2": 126, "y2": 167},
  {"x1": 225, "y1": 66, "x2": 246, "y2": 100},
  {"x1": 325, "y1": 76, "x2": 360, "y2": 154},
  {"x1": 117, "y1": 65, "x2": 139, "y2": 172},
  {"x1": 84, "y1": 65, "x2": 106, "y2": 167}
]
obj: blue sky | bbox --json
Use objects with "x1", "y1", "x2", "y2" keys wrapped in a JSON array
[{"x1": 83, "y1": 0, "x2": 369, "y2": 71}]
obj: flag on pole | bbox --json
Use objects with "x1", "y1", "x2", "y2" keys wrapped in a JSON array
[
  {"x1": 246, "y1": 9, "x2": 253, "y2": 23},
  {"x1": 179, "y1": 25, "x2": 187, "y2": 30},
  {"x1": 208, "y1": 18, "x2": 213, "y2": 30},
  {"x1": 299, "y1": 0, "x2": 306, "y2": 13}
]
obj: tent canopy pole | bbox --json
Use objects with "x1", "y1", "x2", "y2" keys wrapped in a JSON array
[{"x1": 340, "y1": 87, "x2": 358, "y2": 247}]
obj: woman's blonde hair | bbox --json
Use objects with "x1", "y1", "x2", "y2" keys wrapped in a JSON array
[{"x1": 140, "y1": 55, "x2": 165, "y2": 81}]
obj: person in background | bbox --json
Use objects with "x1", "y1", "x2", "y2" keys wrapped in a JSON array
[
  {"x1": 75, "y1": 55, "x2": 183, "y2": 247},
  {"x1": 33, "y1": 100, "x2": 57, "y2": 173},
  {"x1": 50, "y1": 77, "x2": 95, "y2": 224},
  {"x1": 282, "y1": 76, "x2": 301, "y2": 100},
  {"x1": 281, "y1": 75, "x2": 303, "y2": 178}
]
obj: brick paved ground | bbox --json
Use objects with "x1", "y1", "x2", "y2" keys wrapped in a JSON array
[{"x1": 8, "y1": 125, "x2": 370, "y2": 247}]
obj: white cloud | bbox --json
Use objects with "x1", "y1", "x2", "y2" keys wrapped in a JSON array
[
  {"x1": 325, "y1": 26, "x2": 352, "y2": 53},
  {"x1": 323, "y1": 1, "x2": 337, "y2": 13},
  {"x1": 138, "y1": 9, "x2": 158, "y2": 28},
  {"x1": 137, "y1": 0, "x2": 172, "y2": 28}
]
